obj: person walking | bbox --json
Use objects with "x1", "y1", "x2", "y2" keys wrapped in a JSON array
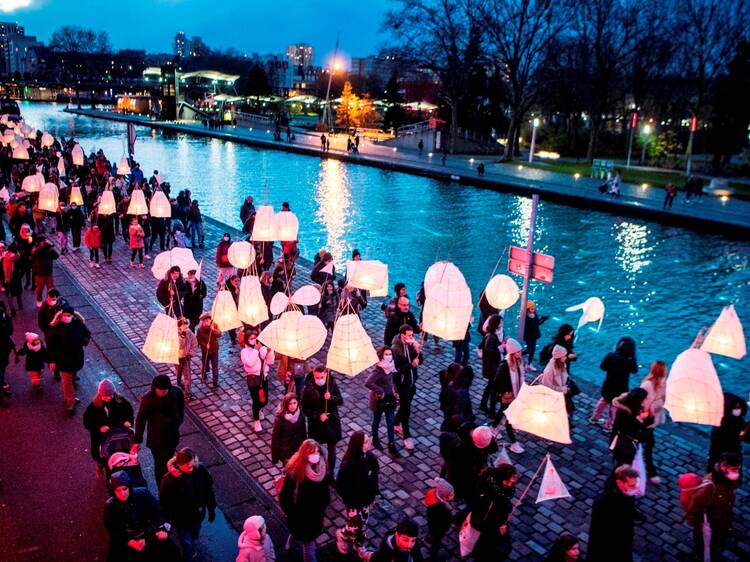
[
  {"x1": 236, "y1": 515, "x2": 276, "y2": 562},
  {"x1": 160, "y1": 447, "x2": 217, "y2": 561},
  {"x1": 365, "y1": 347, "x2": 401, "y2": 457},
  {"x1": 55, "y1": 201, "x2": 70, "y2": 255},
  {"x1": 424, "y1": 478, "x2": 454, "y2": 561},
  {"x1": 664, "y1": 183, "x2": 677, "y2": 209},
  {"x1": 183, "y1": 269, "x2": 206, "y2": 330},
  {"x1": 156, "y1": 266, "x2": 188, "y2": 318},
  {"x1": 97, "y1": 211, "x2": 116, "y2": 264},
  {"x1": 468, "y1": 464, "x2": 517, "y2": 561},
  {"x1": 590, "y1": 337, "x2": 638, "y2": 430},
  {"x1": 83, "y1": 379, "x2": 134, "y2": 474},
  {"x1": 522, "y1": 300, "x2": 547, "y2": 371},
  {"x1": 215, "y1": 233, "x2": 233, "y2": 288},
  {"x1": 441, "y1": 424, "x2": 497, "y2": 510},
  {"x1": 196, "y1": 312, "x2": 221, "y2": 387},
  {"x1": 610, "y1": 388, "x2": 651, "y2": 468},
  {"x1": 588, "y1": 465, "x2": 641, "y2": 562},
  {"x1": 479, "y1": 314, "x2": 504, "y2": 416},
  {"x1": 301, "y1": 366, "x2": 344, "y2": 478},
  {"x1": 176, "y1": 318, "x2": 199, "y2": 400},
  {"x1": 64, "y1": 201, "x2": 85, "y2": 252},
  {"x1": 241, "y1": 329, "x2": 275, "y2": 432},
  {"x1": 83, "y1": 222, "x2": 102, "y2": 268},
  {"x1": 391, "y1": 325, "x2": 423, "y2": 450},
  {"x1": 491, "y1": 338, "x2": 525, "y2": 454},
  {"x1": 640, "y1": 360, "x2": 667, "y2": 483},
  {"x1": 15, "y1": 331, "x2": 46, "y2": 389},
  {"x1": 383, "y1": 296, "x2": 419, "y2": 346},
  {"x1": 46, "y1": 305, "x2": 90, "y2": 415},
  {"x1": 707, "y1": 393, "x2": 749, "y2": 472},
  {"x1": 441, "y1": 365, "x2": 475, "y2": 432},
  {"x1": 132, "y1": 374, "x2": 185, "y2": 484},
  {"x1": 187, "y1": 200, "x2": 204, "y2": 249},
  {"x1": 240, "y1": 196, "x2": 256, "y2": 235},
  {"x1": 128, "y1": 217, "x2": 146, "y2": 269},
  {"x1": 271, "y1": 392, "x2": 307, "y2": 468},
  {"x1": 279, "y1": 439, "x2": 331, "y2": 562},
  {"x1": 30, "y1": 236, "x2": 59, "y2": 307},
  {"x1": 371, "y1": 517, "x2": 424, "y2": 562},
  {"x1": 335, "y1": 431, "x2": 380, "y2": 558},
  {"x1": 317, "y1": 281, "x2": 339, "y2": 331}
]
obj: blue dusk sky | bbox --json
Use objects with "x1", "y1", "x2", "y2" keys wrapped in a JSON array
[{"x1": 0, "y1": 0, "x2": 391, "y2": 62}]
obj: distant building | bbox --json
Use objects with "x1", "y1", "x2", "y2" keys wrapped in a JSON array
[
  {"x1": 174, "y1": 32, "x2": 187, "y2": 58},
  {"x1": 189, "y1": 37, "x2": 209, "y2": 58},
  {"x1": 350, "y1": 54, "x2": 397, "y2": 86},
  {"x1": 0, "y1": 21, "x2": 26, "y2": 76},
  {"x1": 258, "y1": 53, "x2": 292, "y2": 96},
  {"x1": 286, "y1": 43, "x2": 314, "y2": 68},
  {"x1": 6, "y1": 34, "x2": 43, "y2": 76}
]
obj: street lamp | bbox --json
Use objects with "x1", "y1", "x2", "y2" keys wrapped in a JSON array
[
  {"x1": 685, "y1": 115, "x2": 697, "y2": 177},
  {"x1": 640, "y1": 124, "x2": 652, "y2": 165},
  {"x1": 321, "y1": 34, "x2": 341, "y2": 133},
  {"x1": 626, "y1": 110, "x2": 638, "y2": 169},
  {"x1": 528, "y1": 117, "x2": 540, "y2": 163}
]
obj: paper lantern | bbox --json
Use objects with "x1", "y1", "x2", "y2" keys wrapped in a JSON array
[
  {"x1": 21, "y1": 173, "x2": 43, "y2": 193},
  {"x1": 422, "y1": 281, "x2": 473, "y2": 340},
  {"x1": 269, "y1": 285, "x2": 322, "y2": 315},
  {"x1": 326, "y1": 313, "x2": 379, "y2": 376},
  {"x1": 71, "y1": 144, "x2": 84, "y2": 166},
  {"x1": 346, "y1": 260, "x2": 389, "y2": 297},
  {"x1": 238, "y1": 275, "x2": 269, "y2": 326},
  {"x1": 485, "y1": 274, "x2": 520, "y2": 310},
  {"x1": 41, "y1": 132, "x2": 54, "y2": 148},
  {"x1": 566, "y1": 297, "x2": 605, "y2": 331},
  {"x1": 250, "y1": 205, "x2": 277, "y2": 242},
  {"x1": 665, "y1": 348, "x2": 724, "y2": 426},
  {"x1": 69, "y1": 184, "x2": 84, "y2": 206},
  {"x1": 12, "y1": 145, "x2": 28, "y2": 160},
  {"x1": 535, "y1": 455, "x2": 572, "y2": 503},
  {"x1": 211, "y1": 290, "x2": 242, "y2": 331},
  {"x1": 57, "y1": 156, "x2": 66, "y2": 177},
  {"x1": 0, "y1": 187, "x2": 8, "y2": 203},
  {"x1": 127, "y1": 189, "x2": 148, "y2": 215},
  {"x1": 149, "y1": 191, "x2": 171, "y2": 218},
  {"x1": 117, "y1": 156, "x2": 130, "y2": 175},
  {"x1": 700, "y1": 304, "x2": 746, "y2": 359},
  {"x1": 98, "y1": 190, "x2": 116, "y2": 215},
  {"x1": 142, "y1": 313, "x2": 180, "y2": 364},
  {"x1": 151, "y1": 248, "x2": 200, "y2": 280},
  {"x1": 424, "y1": 261, "x2": 467, "y2": 297},
  {"x1": 258, "y1": 310, "x2": 327, "y2": 360},
  {"x1": 275, "y1": 210, "x2": 299, "y2": 241},
  {"x1": 504, "y1": 383, "x2": 572, "y2": 444},
  {"x1": 38, "y1": 183, "x2": 60, "y2": 212},
  {"x1": 228, "y1": 241, "x2": 255, "y2": 269},
  {"x1": 20, "y1": 124, "x2": 34, "y2": 138}
]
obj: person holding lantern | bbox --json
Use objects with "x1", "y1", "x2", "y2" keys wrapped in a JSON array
[
  {"x1": 64, "y1": 201, "x2": 85, "y2": 252},
  {"x1": 156, "y1": 266, "x2": 188, "y2": 318},
  {"x1": 96, "y1": 208, "x2": 116, "y2": 264},
  {"x1": 366, "y1": 347, "x2": 401, "y2": 457},
  {"x1": 301, "y1": 365, "x2": 344, "y2": 478},
  {"x1": 610, "y1": 388, "x2": 651, "y2": 468},
  {"x1": 241, "y1": 328, "x2": 275, "y2": 433},
  {"x1": 128, "y1": 216, "x2": 146, "y2": 269},
  {"x1": 183, "y1": 269, "x2": 206, "y2": 331},
  {"x1": 176, "y1": 318, "x2": 199, "y2": 400},
  {"x1": 391, "y1": 325, "x2": 423, "y2": 450}
]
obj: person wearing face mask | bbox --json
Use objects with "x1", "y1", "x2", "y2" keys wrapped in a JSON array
[
  {"x1": 236, "y1": 515, "x2": 276, "y2": 562},
  {"x1": 371, "y1": 517, "x2": 424, "y2": 562},
  {"x1": 271, "y1": 393, "x2": 307, "y2": 467},
  {"x1": 467, "y1": 464, "x2": 517, "y2": 561},
  {"x1": 479, "y1": 314, "x2": 504, "y2": 416},
  {"x1": 365, "y1": 347, "x2": 401, "y2": 457},
  {"x1": 83, "y1": 378, "x2": 134, "y2": 473},
  {"x1": 215, "y1": 233, "x2": 233, "y2": 288},
  {"x1": 160, "y1": 447, "x2": 217, "y2": 561},
  {"x1": 686, "y1": 452, "x2": 742, "y2": 561},
  {"x1": 46, "y1": 305, "x2": 91, "y2": 415},
  {"x1": 64, "y1": 201, "x2": 85, "y2": 252},
  {"x1": 707, "y1": 393, "x2": 750, "y2": 472},
  {"x1": 241, "y1": 329, "x2": 275, "y2": 433},
  {"x1": 491, "y1": 338, "x2": 525, "y2": 454},
  {"x1": 588, "y1": 464, "x2": 640, "y2": 562},
  {"x1": 301, "y1": 365, "x2": 344, "y2": 478},
  {"x1": 279, "y1": 439, "x2": 331, "y2": 562},
  {"x1": 610, "y1": 388, "x2": 651, "y2": 468}
]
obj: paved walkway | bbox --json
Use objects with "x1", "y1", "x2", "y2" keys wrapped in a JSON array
[
  {"x1": 54, "y1": 214, "x2": 749, "y2": 561},
  {"x1": 65, "y1": 108, "x2": 750, "y2": 236}
]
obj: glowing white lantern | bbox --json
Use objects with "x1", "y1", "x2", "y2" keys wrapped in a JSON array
[
  {"x1": 0, "y1": 187, "x2": 9, "y2": 203},
  {"x1": 346, "y1": 260, "x2": 389, "y2": 297},
  {"x1": 422, "y1": 281, "x2": 473, "y2": 340},
  {"x1": 20, "y1": 124, "x2": 34, "y2": 138},
  {"x1": 665, "y1": 348, "x2": 724, "y2": 426},
  {"x1": 700, "y1": 304, "x2": 746, "y2": 359},
  {"x1": 71, "y1": 144, "x2": 84, "y2": 166},
  {"x1": 566, "y1": 297, "x2": 605, "y2": 331},
  {"x1": 211, "y1": 289, "x2": 241, "y2": 331},
  {"x1": 57, "y1": 156, "x2": 66, "y2": 176},
  {"x1": 424, "y1": 261, "x2": 467, "y2": 297},
  {"x1": 98, "y1": 190, "x2": 117, "y2": 215},
  {"x1": 326, "y1": 313, "x2": 379, "y2": 376},
  {"x1": 127, "y1": 189, "x2": 148, "y2": 215},
  {"x1": 258, "y1": 310, "x2": 327, "y2": 360},
  {"x1": 117, "y1": 156, "x2": 130, "y2": 175},
  {"x1": 38, "y1": 183, "x2": 60, "y2": 212},
  {"x1": 141, "y1": 313, "x2": 180, "y2": 364},
  {"x1": 238, "y1": 275, "x2": 269, "y2": 326},
  {"x1": 275, "y1": 210, "x2": 299, "y2": 241},
  {"x1": 228, "y1": 241, "x2": 255, "y2": 269},
  {"x1": 149, "y1": 191, "x2": 171, "y2": 218},
  {"x1": 250, "y1": 205, "x2": 277, "y2": 242},
  {"x1": 485, "y1": 274, "x2": 520, "y2": 310},
  {"x1": 41, "y1": 132, "x2": 54, "y2": 148},
  {"x1": 21, "y1": 173, "x2": 43, "y2": 193},
  {"x1": 151, "y1": 248, "x2": 200, "y2": 280},
  {"x1": 12, "y1": 145, "x2": 29, "y2": 160},
  {"x1": 69, "y1": 184, "x2": 84, "y2": 206},
  {"x1": 505, "y1": 383, "x2": 572, "y2": 444}
]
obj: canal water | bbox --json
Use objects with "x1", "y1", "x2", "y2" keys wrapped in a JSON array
[{"x1": 20, "y1": 102, "x2": 750, "y2": 398}]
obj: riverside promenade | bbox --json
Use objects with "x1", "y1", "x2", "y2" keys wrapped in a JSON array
[
  {"x1": 53, "y1": 214, "x2": 750, "y2": 562},
  {"x1": 65, "y1": 108, "x2": 750, "y2": 237}
]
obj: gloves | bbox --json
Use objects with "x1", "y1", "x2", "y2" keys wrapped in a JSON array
[{"x1": 207, "y1": 509, "x2": 216, "y2": 523}]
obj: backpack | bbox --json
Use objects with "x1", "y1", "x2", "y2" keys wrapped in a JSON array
[
  {"x1": 678, "y1": 473, "x2": 711, "y2": 520},
  {"x1": 539, "y1": 342, "x2": 554, "y2": 367}
]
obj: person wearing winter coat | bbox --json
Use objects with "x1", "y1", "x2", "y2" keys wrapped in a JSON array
[
  {"x1": 241, "y1": 329, "x2": 275, "y2": 432},
  {"x1": 30, "y1": 236, "x2": 59, "y2": 305},
  {"x1": 132, "y1": 374, "x2": 185, "y2": 484},
  {"x1": 64, "y1": 201, "x2": 85, "y2": 250},
  {"x1": 522, "y1": 300, "x2": 548, "y2": 371},
  {"x1": 479, "y1": 314, "x2": 504, "y2": 415},
  {"x1": 271, "y1": 393, "x2": 307, "y2": 467},
  {"x1": 424, "y1": 478, "x2": 454, "y2": 561},
  {"x1": 588, "y1": 465, "x2": 641, "y2": 562},
  {"x1": 686, "y1": 452, "x2": 742, "y2": 561},
  {"x1": 610, "y1": 388, "x2": 651, "y2": 467},
  {"x1": 55, "y1": 202, "x2": 70, "y2": 255},
  {"x1": 279, "y1": 439, "x2": 331, "y2": 562},
  {"x1": 183, "y1": 269, "x2": 206, "y2": 330},
  {"x1": 97, "y1": 212, "x2": 116, "y2": 263},
  {"x1": 371, "y1": 517, "x2": 424, "y2": 562},
  {"x1": 317, "y1": 281, "x2": 339, "y2": 330},
  {"x1": 196, "y1": 313, "x2": 221, "y2": 386},
  {"x1": 215, "y1": 233, "x2": 233, "y2": 288},
  {"x1": 310, "y1": 251, "x2": 335, "y2": 284},
  {"x1": 590, "y1": 337, "x2": 638, "y2": 429},
  {"x1": 476, "y1": 292, "x2": 499, "y2": 337},
  {"x1": 383, "y1": 297, "x2": 419, "y2": 347},
  {"x1": 176, "y1": 318, "x2": 199, "y2": 400},
  {"x1": 441, "y1": 365, "x2": 475, "y2": 432},
  {"x1": 438, "y1": 363, "x2": 462, "y2": 428},
  {"x1": 707, "y1": 393, "x2": 750, "y2": 472},
  {"x1": 640, "y1": 360, "x2": 668, "y2": 483},
  {"x1": 46, "y1": 306, "x2": 91, "y2": 414},
  {"x1": 540, "y1": 345, "x2": 569, "y2": 394},
  {"x1": 83, "y1": 378, "x2": 134, "y2": 465},
  {"x1": 0, "y1": 303, "x2": 14, "y2": 395},
  {"x1": 159, "y1": 447, "x2": 217, "y2": 560},
  {"x1": 365, "y1": 347, "x2": 401, "y2": 457},
  {"x1": 277, "y1": 353, "x2": 308, "y2": 397},
  {"x1": 156, "y1": 266, "x2": 188, "y2": 318},
  {"x1": 391, "y1": 325, "x2": 423, "y2": 450},
  {"x1": 187, "y1": 200, "x2": 204, "y2": 248},
  {"x1": 240, "y1": 196, "x2": 256, "y2": 234},
  {"x1": 128, "y1": 217, "x2": 146, "y2": 268},
  {"x1": 544, "y1": 534, "x2": 581, "y2": 562},
  {"x1": 84, "y1": 223, "x2": 102, "y2": 268},
  {"x1": 491, "y1": 338, "x2": 525, "y2": 454},
  {"x1": 469, "y1": 464, "x2": 517, "y2": 561},
  {"x1": 440, "y1": 424, "x2": 497, "y2": 510},
  {"x1": 236, "y1": 515, "x2": 276, "y2": 562},
  {"x1": 301, "y1": 366, "x2": 344, "y2": 477},
  {"x1": 335, "y1": 432, "x2": 380, "y2": 557}
]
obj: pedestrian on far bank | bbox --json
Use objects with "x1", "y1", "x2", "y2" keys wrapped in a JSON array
[
  {"x1": 365, "y1": 347, "x2": 401, "y2": 458},
  {"x1": 236, "y1": 515, "x2": 276, "y2": 562},
  {"x1": 640, "y1": 361, "x2": 667, "y2": 483},
  {"x1": 301, "y1": 365, "x2": 344, "y2": 478},
  {"x1": 83, "y1": 222, "x2": 102, "y2": 268},
  {"x1": 176, "y1": 318, "x2": 199, "y2": 400},
  {"x1": 271, "y1": 392, "x2": 307, "y2": 468},
  {"x1": 241, "y1": 328, "x2": 275, "y2": 432},
  {"x1": 544, "y1": 534, "x2": 581, "y2": 562},
  {"x1": 47, "y1": 305, "x2": 90, "y2": 415},
  {"x1": 196, "y1": 312, "x2": 221, "y2": 387},
  {"x1": 590, "y1": 337, "x2": 638, "y2": 430},
  {"x1": 82, "y1": 378, "x2": 134, "y2": 473},
  {"x1": 664, "y1": 183, "x2": 677, "y2": 209},
  {"x1": 477, "y1": 162, "x2": 485, "y2": 176},
  {"x1": 30, "y1": 236, "x2": 58, "y2": 307},
  {"x1": 391, "y1": 325, "x2": 423, "y2": 450},
  {"x1": 418, "y1": 139, "x2": 424, "y2": 154},
  {"x1": 128, "y1": 216, "x2": 145, "y2": 269},
  {"x1": 132, "y1": 374, "x2": 185, "y2": 484},
  {"x1": 65, "y1": 201, "x2": 85, "y2": 251},
  {"x1": 522, "y1": 300, "x2": 548, "y2": 371}
]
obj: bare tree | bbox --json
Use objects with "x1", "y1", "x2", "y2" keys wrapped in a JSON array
[{"x1": 49, "y1": 26, "x2": 111, "y2": 54}]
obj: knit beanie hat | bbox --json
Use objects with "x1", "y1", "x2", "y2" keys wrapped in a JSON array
[
  {"x1": 433, "y1": 477, "x2": 455, "y2": 502},
  {"x1": 242, "y1": 516, "x2": 266, "y2": 540},
  {"x1": 505, "y1": 338, "x2": 522, "y2": 354},
  {"x1": 98, "y1": 378, "x2": 116, "y2": 398},
  {"x1": 472, "y1": 425, "x2": 493, "y2": 449},
  {"x1": 109, "y1": 470, "x2": 131, "y2": 490},
  {"x1": 552, "y1": 344, "x2": 567, "y2": 359}
]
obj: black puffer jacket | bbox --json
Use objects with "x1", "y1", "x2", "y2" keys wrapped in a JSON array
[
  {"x1": 133, "y1": 381, "x2": 184, "y2": 452},
  {"x1": 46, "y1": 312, "x2": 91, "y2": 372},
  {"x1": 159, "y1": 457, "x2": 216, "y2": 531},
  {"x1": 301, "y1": 373, "x2": 343, "y2": 444},
  {"x1": 271, "y1": 411, "x2": 307, "y2": 465},
  {"x1": 336, "y1": 451, "x2": 379, "y2": 509}
]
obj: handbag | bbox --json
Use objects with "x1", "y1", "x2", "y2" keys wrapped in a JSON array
[
  {"x1": 632, "y1": 444, "x2": 647, "y2": 497},
  {"x1": 377, "y1": 393, "x2": 398, "y2": 410},
  {"x1": 458, "y1": 513, "x2": 482, "y2": 558}
]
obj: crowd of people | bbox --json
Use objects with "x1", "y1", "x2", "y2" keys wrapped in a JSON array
[{"x1": 1, "y1": 118, "x2": 747, "y2": 562}]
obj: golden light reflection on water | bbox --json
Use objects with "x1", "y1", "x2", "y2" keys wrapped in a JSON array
[{"x1": 314, "y1": 159, "x2": 351, "y2": 265}]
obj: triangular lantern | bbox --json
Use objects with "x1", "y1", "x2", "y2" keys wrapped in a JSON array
[
  {"x1": 494, "y1": 444, "x2": 513, "y2": 467},
  {"x1": 98, "y1": 190, "x2": 116, "y2": 215},
  {"x1": 536, "y1": 454, "x2": 572, "y2": 503},
  {"x1": 250, "y1": 205, "x2": 277, "y2": 242},
  {"x1": 238, "y1": 275, "x2": 269, "y2": 326},
  {"x1": 57, "y1": 156, "x2": 66, "y2": 177},
  {"x1": 346, "y1": 260, "x2": 389, "y2": 297},
  {"x1": 13, "y1": 145, "x2": 29, "y2": 160},
  {"x1": 38, "y1": 183, "x2": 60, "y2": 212},
  {"x1": 258, "y1": 310, "x2": 327, "y2": 360},
  {"x1": 505, "y1": 383, "x2": 572, "y2": 444},
  {"x1": 117, "y1": 156, "x2": 130, "y2": 175},
  {"x1": 69, "y1": 184, "x2": 84, "y2": 206},
  {"x1": 326, "y1": 313, "x2": 379, "y2": 377},
  {"x1": 665, "y1": 348, "x2": 724, "y2": 426},
  {"x1": 127, "y1": 189, "x2": 148, "y2": 215},
  {"x1": 700, "y1": 304, "x2": 746, "y2": 359},
  {"x1": 211, "y1": 290, "x2": 241, "y2": 331},
  {"x1": 149, "y1": 191, "x2": 171, "y2": 218},
  {"x1": 71, "y1": 143, "x2": 84, "y2": 166},
  {"x1": 142, "y1": 313, "x2": 179, "y2": 364}
]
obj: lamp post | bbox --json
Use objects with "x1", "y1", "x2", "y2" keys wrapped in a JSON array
[
  {"x1": 625, "y1": 110, "x2": 637, "y2": 169},
  {"x1": 685, "y1": 115, "x2": 697, "y2": 177},
  {"x1": 321, "y1": 33, "x2": 340, "y2": 133},
  {"x1": 639, "y1": 124, "x2": 651, "y2": 166},
  {"x1": 528, "y1": 118, "x2": 539, "y2": 163}
]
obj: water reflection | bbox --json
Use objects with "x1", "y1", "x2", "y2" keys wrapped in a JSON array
[
  {"x1": 613, "y1": 221, "x2": 653, "y2": 276},
  {"x1": 314, "y1": 159, "x2": 351, "y2": 264}
]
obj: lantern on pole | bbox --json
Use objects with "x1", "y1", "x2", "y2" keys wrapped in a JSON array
[
  {"x1": 422, "y1": 281, "x2": 473, "y2": 341},
  {"x1": 665, "y1": 348, "x2": 724, "y2": 426},
  {"x1": 57, "y1": 156, "x2": 66, "y2": 177},
  {"x1": 21, "y1": 173, "x2": 43, "y2": 192},
  {"x1": 151, "y1": 248, "x2": 200, "y2": 280},
  {"x1": 12, "y1": 145, "x2": 29, "y2": 160},
  {"x1": 41, "y1": 132, "x2": 54, "y2": 148},
  {"x1": 69, "y1": 184, "x2": 84, "y2": 206},
  {"x1": 71, "y1": 144, "x2": 84, "y2": 166},
  {"x1": 566, "y1": 297, "x2": 605, "y2": 331},
  {"x1": 250, "y1": 205, "x2": 277, "y2": 241},
  {"x1": 275, "y1": 210, "x2": 299, "y2": 241},
  {"x1": 228, "y1": 241, "x2": 256, "y2": 269},
  {"x1": 346, "y1": 260, "x2": 389, "y2": 297},
  {"x1": 504, "y1": 383, "x2": 572, "y2": 444},
  {"x1": 326, "y1": 313, "x2": 379, "y2": 376},
  {"x1": 211, "y1": 290, "x2": 242, "y2": 331},
  {"x1": 238, "y1": 275, "x2": 269, "y2": 326},
  {"x1": 117, "y1": 156, "x2": 131, "y2": 176},
  {"x1": 258, "y1": 310, "x2": 327, "y2": 360},
  {"x1": 700, "y1": 304, "x2": 746, "y2": 360},
  {"x1": 424, "y1": 261, "x2": 467, "y2": 297},
  {"x1": 127, "y1": 189, "x2": 148, "y2": 215},
  {"x1": 484, "y1": 274, "x2": 520, "y2": 310},
  {"x1": 141, "y1": 313, "x2": 180, "y2": 364},
  {"x1": 98, "y1": 190, "x2": 117, "y2": 215},
  {"x1": 149, "y1": 191, "x2": 171, "y2": 218},
  {"x1": 38, "y1": 183, "x2": 60, "y2": 212}
]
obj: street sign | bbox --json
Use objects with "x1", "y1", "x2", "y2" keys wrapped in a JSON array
[{"x1": 508, "y1": 246, "x2": 555, "y2": 284}]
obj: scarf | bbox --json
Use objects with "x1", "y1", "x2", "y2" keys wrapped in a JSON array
[
  {"x1": 377, "y1": 358, "x2": 394, "y2": 374},
  {"x1": 305, "y1": 459, "x2": 327, "y2": 483},
  {"x1": 284, "y1": 409, "x2": 301, "y2": 423}
]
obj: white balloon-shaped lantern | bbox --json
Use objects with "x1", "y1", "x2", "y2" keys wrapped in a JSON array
[
  {"x1": 700, "y1": 304, "x2": 746, "y2": 360},
  {"x1": 424, "y1": 261, "x2": 466, "y2": 297},
  {"x1": 238, "y1": 275, "x2": 269, "y2": 326},
  {"x1": 258, "y1": 310, "x2": 327, "y2": 360},
  {"x1": 71, "y1": 144, "x2": 84, "y2": 166},
  {"x1": 149, "y1": 191, "x2": 171, "y2": 218},
  {"x1": 142, "y1": 313, "x2": 180, "y2": 364},
  {"x1": 251, "y1": 205, "x2": 277, "y2": 242},
  {"x1": 117, "y1": 156, "x2": 130, "y2": 175},
  {"x1": 12, "y1": 144, "x2": 29, "y2": 160},
  {"x1": 505, "y1": 383, "x2": 572, "y2": 444},
  {"x1": 566, "y1": 297, "x2": 605, "y2": 331},
  {"x1": 98, "y1": 190, "x2": 117, "y2": 215},
  {"x1": 422, "y1": 281, "x2": 473, "y2": 341},
  {"x1": 275, "y1": 210, "x2": 299, "y2": 241},
  {"x1": 151, "y1": 248, "x2": 200, "y2": 280},
  {"x1": 665, "y1": 348, "x2": 724, "y2": 426},
  {"x1": 38, "y1": 183, "x2": 60, "y2": 212},
  {"x1": 21, "y1": 172, "x2": 43, "y2": 193},
  {"x1": 228, "y1": 241, "x2": 256, "y2": 269},
  {"x1": 127, "y1": 189, "x2": 148, "y2": 215},
  {"x1": 485, "y1": 274, "x2": 520, "y2": 310},
  {"x1": 211, "y1": 290, "x2": 242, "y2": 331},
  {"x1": 326, "y1": 313, "x2": 379, "y2": 376},
  {"x1": 346, "y1": 260, "x2": 389, "y2": 297},
  {"x1": 41, "y1": 132, "x2": 54, "y2": 148},
  {"x1": 69, "y1": 184, "x2": 84, "y2": 206}
]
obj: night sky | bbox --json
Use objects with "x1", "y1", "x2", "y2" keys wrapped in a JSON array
[{"x1": 1, "y1": 0, "x2": 390, "y2": 62}]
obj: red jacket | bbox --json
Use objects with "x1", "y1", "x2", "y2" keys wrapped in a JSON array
[
  {"x1": 215, "y1": 240, "x2": 231, "y2": 267},
  {"x1": 83, "y1": 227, "x2": 102, "y2": 249}
]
